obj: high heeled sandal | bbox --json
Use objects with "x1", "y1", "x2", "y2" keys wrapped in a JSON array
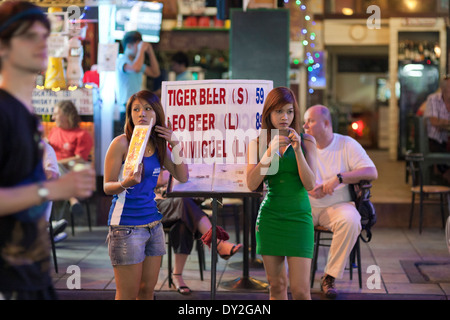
[
  {"x1": 172, "y1": 274, "x2": 191, "y2": 295},
  {"x1": 218, "y1": 243, "x2": 242, "y2": 260}
]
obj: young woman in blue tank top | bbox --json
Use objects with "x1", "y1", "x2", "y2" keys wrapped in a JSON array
[{"x1": 104, "y1": 90, "x2": 188, "y2": 300}]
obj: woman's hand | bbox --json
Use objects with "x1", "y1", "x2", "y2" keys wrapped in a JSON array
[
  {"x1": 161, "y1": 122, "x2": 189, "y2": 182},
  {"x1": 155, "y1": 119, "x2": 178, "y2": 148},
  {"x1": 286, "y1": 127, "x2": 301, "y2": 151},
  {"x1": 268, "y1": 133, "x2": 291, "y2": 154},
  {"x1": 121, "y1": 163, "x2": 143, "y2": 188}
]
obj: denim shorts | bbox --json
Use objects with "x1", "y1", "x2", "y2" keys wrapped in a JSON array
[{"x1": 107, "y1": 222, "x2": 166, "y2": 266}]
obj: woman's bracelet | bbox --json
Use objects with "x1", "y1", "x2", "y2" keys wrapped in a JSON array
[{"x1": 119, "y1": 180, "x2": 133, "y2": 193}]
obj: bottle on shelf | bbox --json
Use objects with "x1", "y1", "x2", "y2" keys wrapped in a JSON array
[{"x1": 398, "y1": 39, "x2": 440, "y2": 64}]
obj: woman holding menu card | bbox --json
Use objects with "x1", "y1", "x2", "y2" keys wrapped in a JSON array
[
  {"x1": 104, "y1": 90, "x2": 188, "y2": 300},
  {"x1": 246, "y1": 87, "x2": 317, "y2": 300}
]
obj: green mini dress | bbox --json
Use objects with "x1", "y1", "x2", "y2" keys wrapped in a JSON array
[{"x1": 255, "y1": 142, "x2": 314, "y2": 258}]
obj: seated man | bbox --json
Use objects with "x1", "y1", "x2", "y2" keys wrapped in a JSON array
[
  {"x1": 303, "y1": 105, "x2": 378, "y2": 299},
  {"x1": 424, "y1": 78, "x2": 450, "y2": 183}
]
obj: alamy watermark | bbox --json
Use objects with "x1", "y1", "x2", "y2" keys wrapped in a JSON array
[
  {"x1": 366, "y1": 5, "x2": 381, "y2": 29},
  {"x1": 366, "y1": 265, "x2": 382, "y2": 289},
  {"x1": 66, "y1": 265, "x2": 81, "y2": 290}
]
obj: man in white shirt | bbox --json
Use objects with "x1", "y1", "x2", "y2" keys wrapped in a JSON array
[{"x1": 303, "y1": 105, "x2": 378, "y2": 299}]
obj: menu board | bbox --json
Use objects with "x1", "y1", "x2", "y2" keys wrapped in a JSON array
[
  {"x1": 122, "y1": 122, "x2": 152, "y2": 178},
  {"x1": 32, "y1": 87, "x2": 95, "y2": 115},
  {"x1": 161, "y1": 79, "x2": 272, "y2": 193},
  {"x1": 169, "y1": 163, "x2": 248, "y2": 193}
]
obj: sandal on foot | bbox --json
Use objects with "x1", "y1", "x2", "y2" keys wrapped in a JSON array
[
  {"x1": 172, "y1": 274, "x2": 191, "y2": 295},
  {"x1": 218, "y1": 243, "x2": 242, "y2": 260}
]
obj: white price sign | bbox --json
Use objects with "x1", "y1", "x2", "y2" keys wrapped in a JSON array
[
  {"x1": 161, "y1": 79, "x2": 273, "y2": 165},
  {"x1": 32, "y1": 88, "x2": 94, "y2": 115}
]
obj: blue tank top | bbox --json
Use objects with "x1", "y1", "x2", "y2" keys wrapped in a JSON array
[{"x1": 108, "y1": 153, "x2": 161, "y2": 226}]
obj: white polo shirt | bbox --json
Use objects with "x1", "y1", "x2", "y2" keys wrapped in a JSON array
[{"x1": 308, "y1": 133, "x2": 376, "y2": 208}]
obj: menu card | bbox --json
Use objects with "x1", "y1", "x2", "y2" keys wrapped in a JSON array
[
  {"x1": 169, "y1": 163, "x2": 250, "y2": 193},
  {"x1": 122, "y1": 120, "x2": 153, "y2": 178}
]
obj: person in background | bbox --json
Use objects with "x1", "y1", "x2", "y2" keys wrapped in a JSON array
[
  {"x1": 103, "y1": 90, "x2": 188, "y2": 300},
  {"x1": 47, "y1": 100, "x2": 94, "y2": 216},
  {"x1": 303, "y1": 105, "x2": 378, "y2": 299},
  {"x1": 43, "y1": 141, "x2": 68, "y2": 243},
  {"x1": 246, "y1": 87, "x2": 317, "y2": 300},
  {"x1": 171, "y1": 51, "x2": 193, "y2": 81},
  {"x1": 0, "y1": 1, "x2": 95, "y2": 300},
  {"x1": 424, "y1": 78, "x2": 450, "y2": 183},
  {"x1": 115, "y1": 31, "x2": 160, "y2": 120},
  {"x1": 43, "y1": 141, "x2": 59, "y2": 184},
  {"x1": 416, "y1": 88, "x2": 439, "y2": 117},
  {"x1": 156, "y1": 170, "x2": 242, "y2": 295}
]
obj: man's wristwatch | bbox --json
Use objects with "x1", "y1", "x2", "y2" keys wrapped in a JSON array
[
  {"x1": 37, "y1": 181, "x2": 49, "y2": 204},
  {"x1": 337, "y1": 173, "x2": 343, "y2": 184}
]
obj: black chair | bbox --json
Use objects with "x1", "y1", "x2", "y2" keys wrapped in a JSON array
[
  {"x1": 54, "y1": 199, "x2": 92, "y2": 236},
  {"x1": 70, "y1": 199, "x2": 92, "y2": 236},
  {"x1": 48, "y1": 208, "x2": 58, "y2": 274},
  {"x1": 405, "y1": 151, "x2": 450, "y2": 234},
  {"x1": 163, "y1": 227, "x2": 205, "y2": 289},
  {"x1": 310, "y1": 180, "x2": 374, "y2": 289},
  {"x1": 310, "y1": 226, "x2": 362, "y2": 289}
]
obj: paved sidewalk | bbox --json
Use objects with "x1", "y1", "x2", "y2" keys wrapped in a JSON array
[
  {"x1": 50, "y1": 150, "x2": 449, "y2": 300},
  {"x1": 51, "y1": 226, "x2": 449, "y2": 300}
]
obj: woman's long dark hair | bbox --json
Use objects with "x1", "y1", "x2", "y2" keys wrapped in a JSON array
[{"x1": 124, "y1": 90, "x2": 166, "y2": 167}]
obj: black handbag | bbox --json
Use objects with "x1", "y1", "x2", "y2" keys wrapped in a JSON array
[{"x1": 349, "y1": 180, "x2": 376, "y2": 243}]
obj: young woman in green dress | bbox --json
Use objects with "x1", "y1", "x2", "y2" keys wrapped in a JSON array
[{"x1": 246, "y1": 87, "x2": 317, "y2": 300}]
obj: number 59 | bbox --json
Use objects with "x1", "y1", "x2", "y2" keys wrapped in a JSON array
[{"x1": 256, "y1": 87, "x2": 264, "y2": 104}]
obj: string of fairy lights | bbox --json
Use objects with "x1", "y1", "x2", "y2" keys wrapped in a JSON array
[{"x1": 285, "y1": 0, "x2": 322, "y2": 94}]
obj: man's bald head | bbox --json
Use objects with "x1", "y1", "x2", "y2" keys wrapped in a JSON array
[
  {"x1": 303, "y1": 104, "x2": 334, "y2": 148},
  {"x1": 308, "y1": 105, "x2": 332, "y2": 124}
]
